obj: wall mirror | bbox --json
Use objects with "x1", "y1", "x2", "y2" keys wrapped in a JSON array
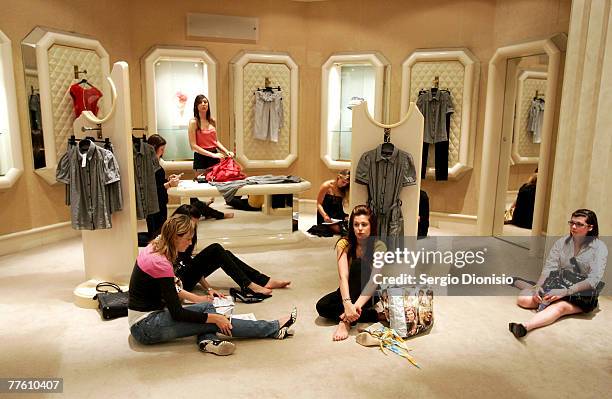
[
  {"x1": 320, "y1": 52, "x2": 390, "y2": 170},
  {"x1": 0, "y1": 29, "x2": 24, "y2": 189},
  {"x1": 142, "y1": 46, "x2": 217, "y2": 171},
  {"x1": 511, "y1": 63, "x2": 548, "y2": 164},
  {"x1": 500, "y1": 55, "x2": 548, "y2": 243},
  {"x1": 401, "y1": 48, "x2": 479, "y2": 180},
  {"x1": 21, "y1": 26, "x2": 111, "y2": 184},
  {"x1": 477, "y1": 34, "x2": 565, "y2": 239},
  {"x1": 229, "y1": 51, "x2": 298, "y2": 169}
]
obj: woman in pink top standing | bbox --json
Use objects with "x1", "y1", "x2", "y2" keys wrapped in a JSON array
[{"x1": 188, "y1": 94, "x2": 234, "y2": 174}]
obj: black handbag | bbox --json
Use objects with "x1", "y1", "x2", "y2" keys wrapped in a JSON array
[{"x1": 93, "y1": 282, "x2": 129, "y2": 320}]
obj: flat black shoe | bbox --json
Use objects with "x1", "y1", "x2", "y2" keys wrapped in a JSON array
[
  {"x1": 230, "y1": 288, "x2": 263, "y2": 304},
  {"x1": 243, "y1": 287, "x2": 272, "y2": 299},
  {"x1": 509, "y1": 322, "x2": 527, "y2": 338}
]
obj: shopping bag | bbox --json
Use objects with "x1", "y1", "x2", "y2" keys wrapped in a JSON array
[{"x1": 374, "y1": 285, "x2": 434, "y2": 338}]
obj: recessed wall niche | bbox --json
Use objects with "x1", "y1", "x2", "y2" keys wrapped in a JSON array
[
  {"x1": 229, "y1": 51, "x2": 298, "y2": 169},
  {"x1": 21, "y1": 27, "x2": 111, "y2": 185},
  {"x1": 401, "y1": 48, "x2": 479, "y2": 180},
  {"x1": 320, "y1": 52, "x2": 390, "y2": 170},
  {"x1": 142, "y1": 46, "x2": 218, "y2": 171}
]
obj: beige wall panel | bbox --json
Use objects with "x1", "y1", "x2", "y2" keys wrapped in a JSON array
[
  {"x1": 0, "y1": 0, "x2": 570, "y2": 236},
  {"x1": 242, "y1": 63, "x2": 291, "y2": 161}
]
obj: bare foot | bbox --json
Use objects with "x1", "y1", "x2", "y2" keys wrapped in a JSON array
[
  {"x1": 224, "y1": 212, "x2": 234, "y2": 219},
  {"x1": 332, "y1": 321, "x2": 351, "y2": 341},
  {"x1": 278, "y1": 314, "x2": 290, "y2": 327},
  {"x1": 247, "y1": 283, "x2": 272, "y2": 296},
  {"x1": 265, "y1": 279, "x2": 291, "y2": 289}
]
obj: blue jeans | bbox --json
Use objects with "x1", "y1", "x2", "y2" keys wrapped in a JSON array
[{"x1": 130, "y1": 302, "x2": 280, "y2": 345}]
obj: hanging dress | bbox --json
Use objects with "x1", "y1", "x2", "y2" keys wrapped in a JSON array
[{"x1": 350, "y1": 101, "x2": 424, "y2": 244}]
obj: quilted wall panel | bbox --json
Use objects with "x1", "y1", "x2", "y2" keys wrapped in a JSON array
[
  {"x1": 410, "y1": 61, "x2": 464, "y2": 168},
  {"x1": 48, "y1": 45, "x2": 104, "y2": 158},
  {"x1": 516, "y1": 78, "x2": 546, "y2": 158},
  {"x1": 242, "y1": 63, "x2": 290, "y2": 161}
]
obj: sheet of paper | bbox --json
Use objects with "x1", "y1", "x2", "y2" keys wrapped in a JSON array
[{"x1": 231, "y1": 313, "x2": 257, "y2": 321}]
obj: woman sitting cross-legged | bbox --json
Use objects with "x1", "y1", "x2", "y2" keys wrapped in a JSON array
[
  {"x1": 316, "y1": 205, "x2": 386, "y2": 341},
  {"x1": 128, "y1": 214, "x2": 297, "y2": 355},
  {"x1": 172, "y1": 204, "x2": 291, "y2": 298},
  {"x1": 509, "y1": 208, "x2": 607, "y2": 338}
]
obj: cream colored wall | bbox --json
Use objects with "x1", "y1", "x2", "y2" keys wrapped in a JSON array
[{"x1": 0, "y1": 0, "x2": 570, "y2": 236}]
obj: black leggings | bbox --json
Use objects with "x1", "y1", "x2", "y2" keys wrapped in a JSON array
[
  {"x1": 316, "y1": 259, "x2": 378, "y2": 323},
  {"x1": 176, "y1": 243, "x2": 270, "y2": 291}
]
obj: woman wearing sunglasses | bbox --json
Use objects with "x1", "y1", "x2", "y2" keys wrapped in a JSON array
[{"x1": 509, "y1": 209, "x2": 607, "y2": 338}]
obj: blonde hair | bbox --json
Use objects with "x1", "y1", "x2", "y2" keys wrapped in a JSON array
[{"x1": 152, "y1": 214, "x2": 195, "y2": 263}]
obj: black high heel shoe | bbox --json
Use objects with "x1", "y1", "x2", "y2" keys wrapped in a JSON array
[
  {"x1": 243, "y1": 286, "x2": 272, "y2": 299},
  {"x1": 229, "y1": 288, "x2": 263, "y2": 304}
]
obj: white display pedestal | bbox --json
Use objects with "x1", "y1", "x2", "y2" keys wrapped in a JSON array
[{"x1": 73, "y1": 62, "x2": 138, "y2": 308}]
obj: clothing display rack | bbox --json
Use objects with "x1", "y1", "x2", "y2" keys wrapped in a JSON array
[
  {"x1": 68, "y1": 134, "x2": 112, "y2": 150},
  {"x1": 257, "y1": 77, "x2": 281, "y2": 92},
  {"x1": 350, "y1": 101, "x2": 424, "y2": 237},
  {"x1": 132, "y1": 127, "x2": 147, "y2": 141},
  {"x1": 73, "y1": 65, "x2": 87, "y2": 79},
  {"x1": 534, "y1": 90, "x2": 545, "y2": 100},
  {"x1": 81, "y1": 124, "x2": 103, "y2": 139},
  {"x1": 72, "y1": 61, "x2": 138, "y2": 309},
  {"x1": 419, "y1": 76, "x2": 450, "y2": 93}
]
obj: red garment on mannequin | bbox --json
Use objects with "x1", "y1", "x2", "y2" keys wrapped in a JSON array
[{"x1": 69, "y1": 83, "x2": 103, "y2": 117}]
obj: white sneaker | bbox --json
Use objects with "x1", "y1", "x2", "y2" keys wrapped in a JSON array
[{"x1": 198, "y1": 339, "x2": 235, "y2": 356}]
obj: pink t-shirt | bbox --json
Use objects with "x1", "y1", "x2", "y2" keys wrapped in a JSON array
[
  {"x1": 136, "y1": 244, "x2": 174, "y2": 278},
  {"x1": 195, "y1": 126, "x2": 218, "y2": 149}
]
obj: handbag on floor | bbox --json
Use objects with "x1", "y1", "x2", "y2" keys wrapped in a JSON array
[{"x1": 93, "y1": 282, "x2": 128, "y2": 320}]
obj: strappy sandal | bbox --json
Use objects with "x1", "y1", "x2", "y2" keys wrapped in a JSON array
[{"x1": 275, "y1": 307, "x2": 297, "y2": 339}]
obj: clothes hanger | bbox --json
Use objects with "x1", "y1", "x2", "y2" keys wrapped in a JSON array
[
  {"x1": 78, "y1": 78, "x2": 94, "y2": 88},
  {"x1": 78, "y1": 137, "x2": 91, "y2": 152},
  {"x1": 381, "y1": 127, "x2": 395, "y2": 155}
]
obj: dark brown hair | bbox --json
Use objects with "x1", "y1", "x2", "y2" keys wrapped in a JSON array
[
  {"x1": 193, "y1": 94, "x2": 215, "y2": 130},
  {"x1": 571, "y1": 208, "x2": 599, "y2": 237},
  {"x1": 338, "y1": 205, "x2": 377, "y2": 264},
  {"x1": 147, "y1": 134, "x2": 167, "y2": 151}
]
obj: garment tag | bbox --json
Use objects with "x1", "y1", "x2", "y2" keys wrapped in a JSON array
[{"x1": 81, "y1": 155, "x2": 87, "y2": 168}]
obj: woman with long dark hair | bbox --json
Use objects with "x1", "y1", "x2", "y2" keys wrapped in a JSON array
[
  {"x1": 316, "y1": 205, "x2": 386, "y2": 341},
  {"x1": 144, "y1": 134, "x2": 180, "y2": 239},
  {"x1": 188, "y1": 94, "x2": 234, "y2": 174},
  {"x1": 509, "y1": 208, "x2": 607, "y2": 338},
  {"x1": 187, "y1": 94, "x2": 234, "y2": 219}
]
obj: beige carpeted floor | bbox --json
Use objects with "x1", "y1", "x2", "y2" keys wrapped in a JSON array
[{"x1": 0, "y1": 219, "x2": 611, "y2": 398}]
